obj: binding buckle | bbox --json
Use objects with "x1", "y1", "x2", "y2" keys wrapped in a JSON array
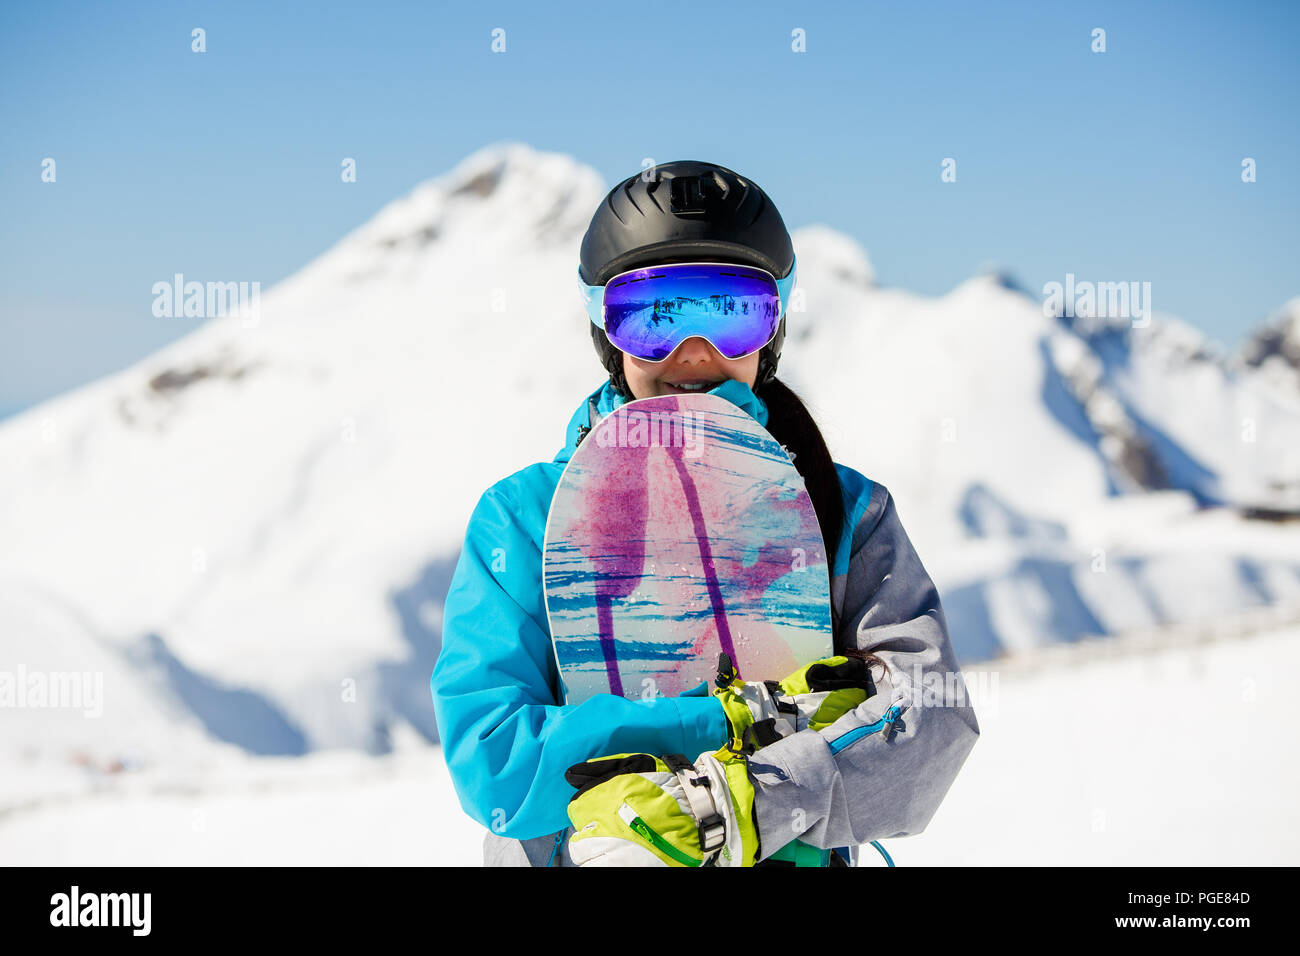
[{"x1": 697, "y1": 813, "x2": 726, "y2": 853}]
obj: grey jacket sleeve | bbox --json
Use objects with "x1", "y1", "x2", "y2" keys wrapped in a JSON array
[{"x1": 745, "y1": 482, "x2": 979, "y2": 859}]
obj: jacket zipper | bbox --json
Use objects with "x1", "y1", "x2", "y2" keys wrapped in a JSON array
[{"x1": 828, "y1": 704, "x2": 904, "y2": 755}]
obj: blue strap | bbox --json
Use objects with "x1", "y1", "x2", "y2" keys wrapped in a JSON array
[{"x1": 546, "y1": 829, "x2": 565, "y2": 867}]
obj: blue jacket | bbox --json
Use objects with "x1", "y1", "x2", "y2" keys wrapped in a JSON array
[{"x1": 431, "y1": 378, "x2": 979, "y2": 865}]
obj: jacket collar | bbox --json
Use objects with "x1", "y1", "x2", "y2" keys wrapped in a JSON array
[{"x1": 554, "y1": 378, "x2": 770, "y2": 464}]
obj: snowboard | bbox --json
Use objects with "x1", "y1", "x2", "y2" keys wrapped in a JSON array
[{"x1": 542, "y1": 391, "x2": 834, "y2": 706}]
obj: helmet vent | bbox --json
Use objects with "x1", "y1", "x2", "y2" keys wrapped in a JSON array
[
  {"x1": 616, "y1": 181, "x2": 640, "y2": 221},
  {"x1": 669, "y1": 174, "x2": 714, "y2": 216}
]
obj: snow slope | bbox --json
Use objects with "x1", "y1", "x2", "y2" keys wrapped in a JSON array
[{"x1": 2, "y1": 619, "x2": 1293, "y2": 866}]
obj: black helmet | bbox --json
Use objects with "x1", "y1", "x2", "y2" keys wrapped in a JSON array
[{"x1": 579, "y1": 161, "x2": 795, "y2": 398}]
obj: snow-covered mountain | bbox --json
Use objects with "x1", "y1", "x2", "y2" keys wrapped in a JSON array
[
  {"x1": 2, "y1": 141, "x2": 1299, "y2": 771},
  {"x1": 1239, "y1": 296, "x2": 1300, "y2": 433}
]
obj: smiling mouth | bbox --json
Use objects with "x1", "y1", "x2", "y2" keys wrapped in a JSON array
[{"x1": 663, "y1": 379, "x2": 726, "y2": 393}]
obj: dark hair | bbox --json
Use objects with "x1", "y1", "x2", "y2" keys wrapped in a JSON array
[
  {"x1": 756, "y1": 376, "x2": 845, "y2": 576},
  {"x1": 756, "y1": 375, "x2": 888, "y2": 679}
]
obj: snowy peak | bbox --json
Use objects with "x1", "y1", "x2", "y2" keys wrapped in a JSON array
[
  {"x1": 1047, "y1": 303, "x2": 1300, "y2": 509},
  {"x1": 359, "y1": 141, "x2": 603, "y2": 249},
  {"x1": 1240, "y1": 295, "x2": 1300, "y2": 391},
  {"x1": 791, "y1": 225, "x2": 876, "y2": 288},
  {"x1": 298, "y1": 141, "x2": 607, "y2": 291}
]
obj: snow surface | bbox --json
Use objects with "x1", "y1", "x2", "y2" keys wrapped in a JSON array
[{"x1": 2, "y1": 620, "x2": 1294, "y2": 866}]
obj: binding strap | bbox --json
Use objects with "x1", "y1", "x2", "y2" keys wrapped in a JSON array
[{"x1": 662, "y1": 754, "x2": 726, "y2": 857}]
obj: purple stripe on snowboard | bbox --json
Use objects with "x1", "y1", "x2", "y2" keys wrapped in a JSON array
[
  {"x1": 667, "y1": 450, "x2": 737, "y2": 665},
  {"x1": 594, "y1": 593, "x2": 624, "y2": 697}
]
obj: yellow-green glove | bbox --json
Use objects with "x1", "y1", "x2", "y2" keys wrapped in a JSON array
[
  {"x1": 713, "y1": 652, "x2": 875, "y2": 754},
  {"x1": 564, "y1": 749, "x2": 759, "y2": 867}
]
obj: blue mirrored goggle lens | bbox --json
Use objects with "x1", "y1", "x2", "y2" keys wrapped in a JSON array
[{"x1": 592, "y1": 262, "x2": 786, "y2": 361}]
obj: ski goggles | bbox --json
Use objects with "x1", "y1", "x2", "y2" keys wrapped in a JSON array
[{"x1": 579, "y1": 258, "x2": 797, "y2": 362}]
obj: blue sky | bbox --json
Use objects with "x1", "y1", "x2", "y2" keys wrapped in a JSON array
[{"x1": 2, "y1": 0, "x2": 1297, "y2": 417}]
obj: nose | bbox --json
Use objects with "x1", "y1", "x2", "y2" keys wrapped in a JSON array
[{"x1": 672, "y1": 336, "x2": 720, "y2": 363}]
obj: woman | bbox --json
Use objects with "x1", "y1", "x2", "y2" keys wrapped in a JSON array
[{"x1": 431, "y1": 160, "x2": 979, "y2": 866}]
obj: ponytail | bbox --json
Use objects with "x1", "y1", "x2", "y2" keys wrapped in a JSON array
[
  {"x1": 756, "y1": 376, "x2": 888, "y2": 678},
  {"x1": 756, "y1": 376, "x2": 845, "y2": 577}
]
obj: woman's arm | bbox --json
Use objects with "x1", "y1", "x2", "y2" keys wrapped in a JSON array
[
  {"x1": 745, "y1": 482, "x2": 980, "y2": 858},
  {"x1": 431, "y1": 480, "x2": 727, "y2": 841}
]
